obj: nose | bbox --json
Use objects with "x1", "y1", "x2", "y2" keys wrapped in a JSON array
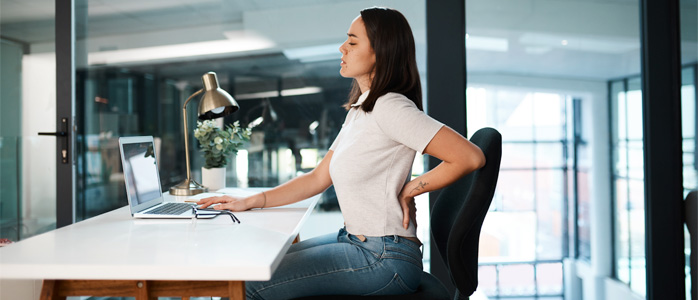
[{"x1": 339, "y1": 42, "x2": 347, "y2": 54}]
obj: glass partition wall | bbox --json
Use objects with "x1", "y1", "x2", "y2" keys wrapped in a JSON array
[
  {"x1": 0, "y1": 0, "x2": 433, "y2": 272},
  {"x1": 609, "y1": 49, "x2": 698, "y2": 300},
  {"x1": 71, "y1": 0, "x2": 428, "y2": 222},
  {"x1": 681, "y1": 66, "x2": 696, "y2": 300},
  {"x1": 0, "y1": 0, "x2": 58, "y2": 241},
  {"x1": 681, "y1": 2, "x2": 698, "y2": 298},
  {"x1": 607, "y1": 8, "x2": 698, "y2": 298},
  {"x1": 465, "y1": 0, "x2": 641, "y2": 298},
  {"x1": 610, "y1": 76, "x2": 645, "y2": 295}
]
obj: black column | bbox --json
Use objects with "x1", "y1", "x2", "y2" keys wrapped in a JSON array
[
  {"x1": 640, "y1": 0, "x2": 685, "y2": 299},
  {"x1": 56, "y1": 0, "x2": 76, "y2": 227},
  {"x1": 426, "y1": 0, "x2": 466, "y2": 297}
]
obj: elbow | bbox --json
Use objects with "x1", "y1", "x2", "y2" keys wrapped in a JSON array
[
  {"x1": 476, "y1": 147, "x2": 486, "y2": 169},
  {"x1": 467, "y1": 146, "x2": 486, "y2": 172},
  {"x1": 454, "y1": 147, "x2": 486, "y2": 177}
]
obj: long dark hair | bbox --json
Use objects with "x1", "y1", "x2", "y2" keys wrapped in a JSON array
[{"x1": 343, "y1": 7, "x2": 423, "y2": 112}]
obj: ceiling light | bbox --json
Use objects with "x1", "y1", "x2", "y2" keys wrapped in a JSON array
[
  {"x1": 235, "y1": 86, "x2": 323, "y2": 100},
  {"x1": 465, "y1": 35, "x2": 508, "y2": 52},
  {"x1": 88, "y1": 34, "x2": 274, "y2": 65},
  {"x1": 309, "y1": 121, "x2": 319, "y2": 134},
  {"x1": 283, "y1": 44, "x2": 342, "y2": 62},
  {"x1": 520, "y1": 33, "x2": 638, "y2": 54}
]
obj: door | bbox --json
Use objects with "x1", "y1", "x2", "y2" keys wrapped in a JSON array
[{"x1": 0, "y1": 0, "x2": 75, "y2": 243}]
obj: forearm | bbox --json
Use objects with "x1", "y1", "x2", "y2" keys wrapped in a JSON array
[
  {"x1": 404, "y1": 126, "x2": 486, "y2": 199},
  {"x1": 401, "y1": 161, "x2": 470, "y2": 199},
  {"x1": 246, "y1": 174, "x2": 326, "y2": 208}
]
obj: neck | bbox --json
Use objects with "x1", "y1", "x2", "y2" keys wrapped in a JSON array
[{"x1": 356, "y1": 75, "x2": 372, "y2": 94}]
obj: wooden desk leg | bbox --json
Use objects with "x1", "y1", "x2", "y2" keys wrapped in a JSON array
[
  {"x1": 134, "y1": 280, "x2": 153, "y2": 300},
  {"x1": 40, "y1": 280, "x2": 66, "y2": 300},
  {"x1": 229, "y1": 281, "x2": 245, "y2": 300}
]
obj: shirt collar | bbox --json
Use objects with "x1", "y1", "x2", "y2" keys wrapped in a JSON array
[{"x1": 350, "y1": 90, "x2": 370, "y2": 107}]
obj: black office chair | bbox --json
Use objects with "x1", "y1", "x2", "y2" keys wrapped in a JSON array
[{"x1": 294, "y1": 127, "x2": 502, "y2": 300}]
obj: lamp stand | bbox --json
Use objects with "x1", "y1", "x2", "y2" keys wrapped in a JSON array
[{"x1": 170, "y1": 89, "x2": 208, "y2": 196}]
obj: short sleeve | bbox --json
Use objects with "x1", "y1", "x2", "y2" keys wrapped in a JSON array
[{"x1": 371, "y1": 93, "x2": 444, "y2": 153}]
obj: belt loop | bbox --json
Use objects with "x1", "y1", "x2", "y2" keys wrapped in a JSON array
[{"x1": 393, "y1": 235, "x2": 399, "y2": 243}]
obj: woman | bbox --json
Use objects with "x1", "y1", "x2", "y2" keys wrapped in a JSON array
[{"x1": 197, "y1": 7, "x2": 486, "y2": 299}]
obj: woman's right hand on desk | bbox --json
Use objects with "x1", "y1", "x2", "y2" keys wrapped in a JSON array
[{"x1": 197, "y1": 195, "x2": 250, "y2": 211}]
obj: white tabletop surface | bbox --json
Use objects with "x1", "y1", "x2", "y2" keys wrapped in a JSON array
[{"x1": 0, "y1": 188, "x2": 319, "y2": 281}]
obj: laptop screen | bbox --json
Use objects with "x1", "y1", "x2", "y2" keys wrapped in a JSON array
[{"x1": 121, "y1": 139, "x2": 161, "y2": 208}]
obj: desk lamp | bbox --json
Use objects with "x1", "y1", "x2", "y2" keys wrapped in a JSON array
[{"x1": 169, "y1": 72, "x2": 239, "y2": 196}]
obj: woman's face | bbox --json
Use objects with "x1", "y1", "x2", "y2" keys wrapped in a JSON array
[{"x1": 339, "y1": 16, "x2": 376, "y2": 91}]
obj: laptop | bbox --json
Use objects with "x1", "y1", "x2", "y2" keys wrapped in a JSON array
[{"x1": 119, "y1": 136, "x2": 198, "y2": 219}]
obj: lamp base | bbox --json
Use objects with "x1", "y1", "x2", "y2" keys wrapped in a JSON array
[{"x1": 169, "y1": 178, "x2": 208, "y2": 196}]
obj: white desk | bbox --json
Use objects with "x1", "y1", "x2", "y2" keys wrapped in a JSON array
[{"x1": 0, "y1": 188, "x2": 319, "y2": 299}]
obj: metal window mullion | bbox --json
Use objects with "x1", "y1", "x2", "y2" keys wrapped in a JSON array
[
  {"x1": 694, "y1": 64, "x2": 698, "y2": 172},
  {"x1": 573, "y1": 98, "x2": 582, "y2": 259},
  {"x1": 608, "y1": 79, "x2": 618, "y2": 279},
  {"x1": 623, "y1": 78, "x2": 633, "y2": 286},
  {"x1": 562, "y1": 96, "x2": 571, "y2": 259}
]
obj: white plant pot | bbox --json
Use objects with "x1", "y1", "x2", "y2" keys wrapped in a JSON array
[{"x1": 201, "y1": 167, "x2": 226, "y2": 192}]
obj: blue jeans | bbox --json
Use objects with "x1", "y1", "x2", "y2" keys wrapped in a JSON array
[{"x1": 246, "y1": 227, "x2": 423, "y2": 300}]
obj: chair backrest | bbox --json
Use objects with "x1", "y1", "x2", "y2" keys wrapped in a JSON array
[{"x1": 430, "y1": 127, "x2": 502, "y2": 299}]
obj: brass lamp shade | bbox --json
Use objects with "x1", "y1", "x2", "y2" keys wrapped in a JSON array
[
  {"x1": 198, "y1": 72, "x2": 239, "y2": 120},
  {"x1": 169, "y1": 72, "x2": 239, "y2": 196}
]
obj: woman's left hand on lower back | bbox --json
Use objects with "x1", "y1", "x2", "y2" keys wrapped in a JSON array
[{"x1": 397, "y1": 192, "x2": 417, "y2": 230}]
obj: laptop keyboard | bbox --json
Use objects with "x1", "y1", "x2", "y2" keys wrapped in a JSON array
[{"x1": 145, "y1": 203, "x2": 193, "y2": 215}]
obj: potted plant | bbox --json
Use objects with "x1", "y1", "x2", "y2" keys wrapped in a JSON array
[{"x1": 194, "y1": 120, "x2": 251, "y2": 191}]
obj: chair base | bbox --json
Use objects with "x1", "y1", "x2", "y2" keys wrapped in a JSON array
[{"x1": 291, "y1": 272, "x2": 450, "y2": 300}]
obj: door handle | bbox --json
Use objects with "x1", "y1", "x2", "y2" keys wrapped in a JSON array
[
  {"x1": 38, "y1": 131, "x2": 67, "y2": 137},
  {"x1": 38, "y1": 118, "x2": 70, "y2": 164}
]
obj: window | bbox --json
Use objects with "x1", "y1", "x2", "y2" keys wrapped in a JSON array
[{"x1": 467, "y1": 85, "x2": 585, "y2": 298}]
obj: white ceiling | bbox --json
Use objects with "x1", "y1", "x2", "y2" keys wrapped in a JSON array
[{"x1": 1, "y1": 0, "x2": 697, "y2": 81}]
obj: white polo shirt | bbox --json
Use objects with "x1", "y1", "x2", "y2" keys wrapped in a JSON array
[{"x1": 329, "y1": 91, "x2": 444, "y2": 237}]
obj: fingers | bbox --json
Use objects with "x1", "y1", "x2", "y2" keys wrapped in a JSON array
[
  {"x1": 213, "y1": 202, "x2": 242, "y2": 212},
  {"x1": 213, "y1": 203, "x2": 228, "y2": 210},
  {"x1": 401, "y1": 199, "x2": 411, "y2": 229},
  {"x1": 400, "y1": 197, "x2": 418, "y2": 229},
  {"x1": 196, "y1": 196, "x2": 229, "y2": 208}
]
